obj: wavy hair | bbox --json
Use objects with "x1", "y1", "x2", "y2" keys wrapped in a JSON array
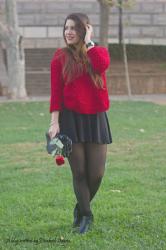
[{"x1": 62, "y1": 13, "x2": 103, "y2": 88}]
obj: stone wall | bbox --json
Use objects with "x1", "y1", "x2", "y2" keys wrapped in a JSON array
[
  {"x1": 24, "y1": 48, "x2": 166, "y2": 96},
  {"x1": 1, "y1": 0, "x2": 166, "y2": 47},
  {"x1": 1, "y1": 0, "x2": 166, "y2": 96}
]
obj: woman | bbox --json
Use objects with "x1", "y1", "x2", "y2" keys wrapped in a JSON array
[{"x1": 48, "y1": 13, "x2": 112, "y2": 234}]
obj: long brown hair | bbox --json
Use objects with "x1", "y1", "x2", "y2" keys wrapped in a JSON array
[{"x1": 62, "y1": 13, "x2": 103, "y2": 88}]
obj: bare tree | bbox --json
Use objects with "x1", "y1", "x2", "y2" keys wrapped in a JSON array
[
  {"x1": 98, "y1": 0, "x2": 135, "y2": 98},
  {"x1": 0, "y1": 0, "x2": 27, "y2": 99},
  {"x1": 118, "y1": 0, "x2": 132, "y2": 97}
]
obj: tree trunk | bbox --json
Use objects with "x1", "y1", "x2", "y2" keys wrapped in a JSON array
[
  {"x1": 98, "y1": 0, "x2": 109, "y2": 47},
  {"x1": 0, "y1": 43, "x2": 8, "y2": 95},
  {"x1": 98, "y1": 0, "x2": 132, "y2": 97},
  {"x1": 120, "y1": 3, "x2": 132, "y2": 98},
  {"x1": 5, "y1": 0, "x2": 27, "y2": 99},
  {"x1": 123, "y1": 41, "x2": 131, "y2": 98},
  {"x1": 118, "y1": 0, "x2": 122, "y2": 44}
]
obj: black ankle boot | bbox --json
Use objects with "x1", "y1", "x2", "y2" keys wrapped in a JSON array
[
  {"x1": 79, "y1": 213, "x2": 94, "y2": 234},
  {"x1": 73, "y1": 204, "x2": 82, "y2": 227}
]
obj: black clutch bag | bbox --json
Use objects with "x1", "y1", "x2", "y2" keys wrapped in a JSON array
[{"x1": 46, "y1": 132, "x2": 72, "y2": 157}]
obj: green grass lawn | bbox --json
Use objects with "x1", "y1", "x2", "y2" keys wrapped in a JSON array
[{"x1": 0, "y1": 100, "x2": 166, "y2": 250}]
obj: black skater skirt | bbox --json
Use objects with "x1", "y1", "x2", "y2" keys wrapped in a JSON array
[{"x1": 59, "y1": 108, "x2": 112, "y2": 144}]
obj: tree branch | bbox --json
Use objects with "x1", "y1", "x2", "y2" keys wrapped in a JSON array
[
  {"x1": 98, "y1": 0, "x2": 135, "y2": 8},
  {"x1": 0, "y1": 22, "x2": 10, "y2": 42},
  {"x1": 0, "y1": 21, "x2": 20, "y2": 47}
]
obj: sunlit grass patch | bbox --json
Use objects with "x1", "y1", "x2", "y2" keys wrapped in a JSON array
[{"x1": 0, "y1": 101, "x2": 165, "y2": 250}]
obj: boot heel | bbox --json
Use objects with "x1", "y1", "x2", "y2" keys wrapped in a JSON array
[
  {"x1": 79, "y1": 213, "x2": 94, "y2": 234},
  {"x1": 73, "y1": 204, "x2": 82, "y2": 227}
]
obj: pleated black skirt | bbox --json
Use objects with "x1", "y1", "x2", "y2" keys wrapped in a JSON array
[{"x1": 59, "y1": 108, "x2": 112, "y2": 144}]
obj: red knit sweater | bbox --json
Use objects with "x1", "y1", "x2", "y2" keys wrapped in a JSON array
[{"x1": 50, "y1": 46, "x2": 110, "y2": 114}]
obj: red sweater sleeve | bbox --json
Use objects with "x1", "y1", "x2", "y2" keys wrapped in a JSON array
[
  {"x1": 49, "y1": 49, "x2": 64, "y2": 113},
  {"x1": 87, "y1": 46, "x2": 110, "y2": 74}
]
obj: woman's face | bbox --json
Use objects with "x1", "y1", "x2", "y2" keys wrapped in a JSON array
[{"x1": 64, "y1": 19, "x2": 80, "y2": 45}]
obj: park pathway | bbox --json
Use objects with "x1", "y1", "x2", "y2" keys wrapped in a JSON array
[{"x1": 0, "y1": 94, "x2": 166, "y2": 105}]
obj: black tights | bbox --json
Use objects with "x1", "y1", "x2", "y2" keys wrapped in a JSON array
[{"x1": 68, "y1": 143, "x2": 107, "y2": 216}]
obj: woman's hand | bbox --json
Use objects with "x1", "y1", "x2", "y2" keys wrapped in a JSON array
[
  {"x1": 84, "y1": 24, "x2": 93, "y2": 44},
  {"x1": 48, "y1": 122, "x2": 60, "y2": 139},
  {"x1": 48, "y1": 111, "x2": 60, "y2": 139}
]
